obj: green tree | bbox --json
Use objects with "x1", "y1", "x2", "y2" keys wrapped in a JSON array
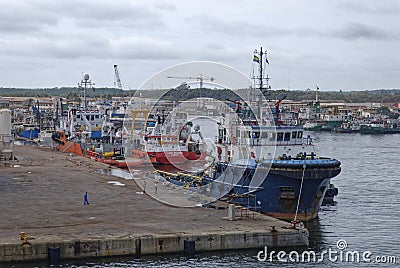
[{"x1": 377, "y1": 106, "x2": 390, "y2": 115}]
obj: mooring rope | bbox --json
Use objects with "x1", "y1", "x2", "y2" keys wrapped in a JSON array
[{"x1": 294, "y1": 163, "x2": 307, "y2": 222}]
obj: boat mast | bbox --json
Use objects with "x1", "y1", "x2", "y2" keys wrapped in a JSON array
[
  {"x1": 250, "y1": 47, "x2": 271, "y2": 121},
  {"x1": 78, "y1": 74, "x2": 94, "y2": 110},
  {"x1": 256, "y1": 47, "x2": 270, "y2": 120},
  {"x1": 259, "y1": 47, "x2": 263, "y2": 93}
]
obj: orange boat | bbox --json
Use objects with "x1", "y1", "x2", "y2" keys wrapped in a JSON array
[{"x1": 52, "y1": 131, "x2": 83, "y2": 156}]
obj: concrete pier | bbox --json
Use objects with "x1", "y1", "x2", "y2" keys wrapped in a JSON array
[{"x1": 0, "y1": 145, "x2": 308, "y2": 263}]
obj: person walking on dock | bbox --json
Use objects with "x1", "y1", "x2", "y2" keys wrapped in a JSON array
[
  {"x1": 84, "y1": 192, "x2": 90, "y2": 205},
  {"x1": 143, "y1": 181, "x2": 146, "y2": 193}
]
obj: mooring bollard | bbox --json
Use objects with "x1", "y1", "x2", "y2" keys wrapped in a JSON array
[{"x1": 228, "y1": 204, "x2": 236, "y2": 220}]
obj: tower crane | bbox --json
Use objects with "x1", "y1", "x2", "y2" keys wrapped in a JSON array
[{"x1": 166, "y1": 74, "x2": 215, "y2": 98}]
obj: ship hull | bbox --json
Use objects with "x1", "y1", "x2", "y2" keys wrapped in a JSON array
[
  {"x1": 148, "y1": 151, "x2": 206, "y2": 165},
  {"x1": 360, "y1": 125, "x2": 400, "y2": 134},
  {"x1": 57, "y1": 141, "x2": 83, "y2": 156},
  {"x1": 216, "y1": 159, "x2": 341, "y2": 221}
]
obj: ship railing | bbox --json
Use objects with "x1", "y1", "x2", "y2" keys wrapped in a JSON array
[
  {"x1": 240, "y1": 137, "x2": 305, "y2": 147},
  {"x1": 223, "y1": 193, "x2": 262, "y2": 219}
]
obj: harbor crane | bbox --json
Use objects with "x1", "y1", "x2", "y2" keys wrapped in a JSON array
[
  {"x1": 113, "y1": 64, "x2": 124, "y2": 90},
  {"x1": 166, "y1": 74, "x2": 215, "y2": 98}
]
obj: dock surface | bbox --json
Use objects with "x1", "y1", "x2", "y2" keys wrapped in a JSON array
[{"x1": 0, "y1": 145, "x2": 308, "y2": 262}]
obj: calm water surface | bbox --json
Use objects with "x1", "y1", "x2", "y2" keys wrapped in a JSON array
[{"x1": 9, "y1": 132, "x2": 400, "y2": 267}]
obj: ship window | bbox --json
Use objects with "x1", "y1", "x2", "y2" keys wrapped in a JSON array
[
  {"x1": 95, "y1": 115, "x2": 99, "y2": 119},
  {"x1": 261, "y1": 132, "x2": 268, "y2": 139},
  {"x1": 269, "y1": 132, "x2": 276, "y2": 141},
  {"x1": 77, "y1": 115, "x2": 81, "y2": 119},
  {"x1": 292, "y1": 131, "x2": 297, "y2": 139},
  {"x1": 91, "y1": 115, "x2": 94, "y2": 121},
  {"x1": 277, "y1": 132, "x2": 283, "y2": 141},
  {"x1": 284, "y1": 132, "x2": 290, "y2": 141},
  {"x1": 298, "y1": 131, "x2": 303, "y2": 138}
]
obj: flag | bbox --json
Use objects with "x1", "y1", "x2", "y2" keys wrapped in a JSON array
[
  {"x1": 253, "y1": 55, "x2": 259, "y2": 63},
  {"x1": 265, "y1": 57, "x2": 269, "y2": 64}
]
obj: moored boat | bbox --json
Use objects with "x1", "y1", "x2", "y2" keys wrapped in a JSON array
[
  {"x1": 360, "y1": 122, "x2": 400, "y2": 134},
  {"x1": 129, "y1": 109, "x2": 207, "y2": 165},
  {"x1": 154, "y1": 47, "x2": 341, "y2": 221}
]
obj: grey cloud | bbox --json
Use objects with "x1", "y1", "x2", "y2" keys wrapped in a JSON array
[
  {"x1": 155, "y1": 1, "x2": 177, "y2": 11},
  {"x1": 187, "y1": 14, "x2": 394, "y2": 42},
  {"x1": 43, "y1": 0, "x2": 166, "y2": 30},
  {"x1": 0, "y1": 34, "x2": 183, "y2": 61},
  {"x1": 334, "y1": 22, "x2": 390, "y2": 40},
  {"x1": 0, "y1": 0, "x2": 171, "y2": 63},
  {"x1": 109, "y1": 37, "x2": 183, "y2": 60},
  {"x1": 186, "y1": 14, "x2": 292, "y2": 37},
  {"x1": 0, "y1": 1, "x2": 58, "y2": 33},
  {"x1": 0, "y1": 37, "x2": 107, "y2": 59},
  {"x1": 338, "y1": 1, "x2": 400, "y2": 15},
  {"x1": 204, "y1": 43, "x2": 226, "y2": 51},
  {"x1": 0, "y1": 0, "x2": 166, "y2": 36}
]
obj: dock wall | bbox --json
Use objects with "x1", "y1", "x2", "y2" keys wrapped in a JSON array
[{"x1": 0, "y1": 229, "x2": 308, "y2": 262}]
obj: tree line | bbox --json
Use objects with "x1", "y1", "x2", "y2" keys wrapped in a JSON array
[{"x1": 0, "y1": 87, "x2": 399, "y2": 103}]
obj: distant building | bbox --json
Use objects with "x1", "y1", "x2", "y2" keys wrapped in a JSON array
[{"x1": 0, "y1": 99, "x2": 10, "y2": 109}]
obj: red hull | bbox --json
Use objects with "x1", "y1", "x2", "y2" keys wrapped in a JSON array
[
  {"x1": 151, "y1": 151, "x2": 187, "y2": 165},
  {"x1": 147, "y1": 151, "x2": 206, "y2": 165},
  {"x1": 183, "y1": 151, "x2": 206, "y2": 161}
]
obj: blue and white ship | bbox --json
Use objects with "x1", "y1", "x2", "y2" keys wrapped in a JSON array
[{"x1": 156, "y1": 48, "x2": 341, "y2": 221}]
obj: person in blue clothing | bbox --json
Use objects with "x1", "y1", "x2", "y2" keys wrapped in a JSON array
[{"x1": 84, "y1": 192, "x2": 89, "y2": 205}]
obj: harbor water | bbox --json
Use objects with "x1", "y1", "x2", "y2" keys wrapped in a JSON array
[{"x1": 6, "y1": 132, "x2": 400, "y2": 267}]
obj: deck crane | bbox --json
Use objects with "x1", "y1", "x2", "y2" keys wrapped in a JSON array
[
  {"x1": 166, "y1": 74, "x2": 214, "y2": 98},
  {"x1": 226, "y1": 99, "x2": 242, "y2": 112},
  {"x1": 113, "y1": 64, "x2": 124, "y2": 90},
  {"x1": 274, "y1": 95, "x2": 287, "y2": 125}
]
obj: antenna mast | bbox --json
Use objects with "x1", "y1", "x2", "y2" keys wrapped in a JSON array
[
  {"x1": 78, "y1": 74, "x2": 94, "y2": 110},
  {"x1": 259, "y1": 47, "x2": 263, "y2": 92}
]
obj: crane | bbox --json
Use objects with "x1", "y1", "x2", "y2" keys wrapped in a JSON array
[
  {"x1": 274, "y1": 95, "x2": 287, "y2": 125},
  {"x1": 166, "y1": 74, "x2": 214, "y2": 98},
  {"x1": 226, "y1": 99, "x2": 242, "y2": 112},
  {"x1": 114, "y1": 64, "x2": 124, "y2": 90}
]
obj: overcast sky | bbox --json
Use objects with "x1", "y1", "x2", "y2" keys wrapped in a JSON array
[{"x1": 0, "y1": 0, "x2": 399, "y2": 91}]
